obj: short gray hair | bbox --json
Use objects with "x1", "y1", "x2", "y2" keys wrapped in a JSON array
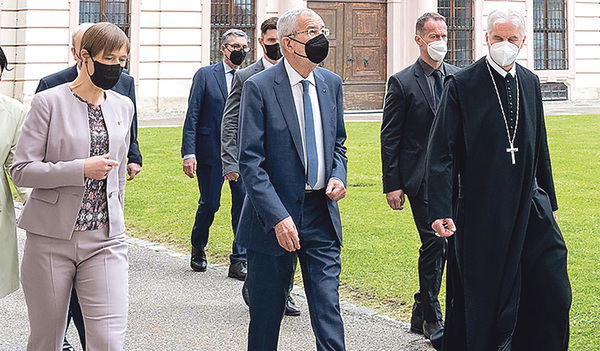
[
  {"x1": 277, "y1": 8, "x2": 321, "y2": 43},
  {"x1": 71, "y1": 22, "x2": 94, "y2": 47},
  {"x1": 221, "y1": 29, "x2": 248, "y2": 45},
  {"x1": 487, "y1": 8, "x2": 526, "y2": 37},
  {"x1": 415, "y1": 12, "x2": 446, "y2": 36}
]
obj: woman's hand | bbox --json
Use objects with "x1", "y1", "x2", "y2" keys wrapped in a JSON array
[{"x1": 84, "y1": 153, "x2": 119, "y2": 180}]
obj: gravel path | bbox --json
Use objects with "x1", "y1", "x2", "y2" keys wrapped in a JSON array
[{"x1": 0, "y1": 215, "x2": 433, "y2": 351}]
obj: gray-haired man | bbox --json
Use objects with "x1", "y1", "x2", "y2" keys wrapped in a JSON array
[{"x1": 181, "y1": 29, "x2": 249, "y2": 279}]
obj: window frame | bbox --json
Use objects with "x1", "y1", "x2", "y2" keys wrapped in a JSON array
[
  {"x1": 438, "y1": 0, "x2": 475, "y2": 68},
  {"x1": 210, "y1": 0, "x2": 256, "y2": 66},
  {"x1": 533, "y1": 0, "x2": 568, "y2": 71}
]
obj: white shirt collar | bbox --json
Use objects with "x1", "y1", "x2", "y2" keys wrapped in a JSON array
[
  {"x1": 262, "y1": 57, "x2": 275, "y2": 69},
  {"x1": 222, "y1": 60, "x2": 235, "y2": 74},
  {"x1": 486, "y1": 55, "x2": 516, "y2": 78},
  {"x1": 284, "y1": 58, "x2": 315, "y2": 88}
]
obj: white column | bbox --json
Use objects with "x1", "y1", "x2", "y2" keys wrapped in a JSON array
[
  {"x1": 390, "y1": 0, "x2": 437, "y2": 74},
  {"x1": 201, "y1": 0, "x2": 211, "y2": 66},
  {"x1": 129, "y1": 0, "x2": 141, "y2": 84}
]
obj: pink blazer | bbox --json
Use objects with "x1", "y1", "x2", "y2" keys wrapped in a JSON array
[{"x1": 11, "y1": 83, "x2": 134, "y2": 239}]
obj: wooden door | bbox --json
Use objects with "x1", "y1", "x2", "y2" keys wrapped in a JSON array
[{"x1": 309, "y1": 1, "x2": 387, "y2": 110}]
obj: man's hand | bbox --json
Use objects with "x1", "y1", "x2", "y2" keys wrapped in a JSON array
[
  {"x1": 127, "y1": 163, "x2": 142, "y2": 181},
  {"x1": 224, "y1": 172, "x2": 240, "y2": 182},
  {"x1": 431, "y1": 218, "x2": 457, "y2": 237},
  {"x1": 553, "y1": 211, "x2": 558, "y2": 222},
  {"x1": 386, "y1": 189, "x2": 405, "y2": 210},
  {"x1": 274, "y1": 216, "x2": 300, "y2": 252},
  {"x1": 326, "y1": 178, "x2": 346, "y2": 201},
  {"x1": 183, "y1": 158, "x2": 197, "y2": 178}
]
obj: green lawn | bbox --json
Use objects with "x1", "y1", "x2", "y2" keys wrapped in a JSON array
[{"x1": 125, "y1": 116, "x2": 599, "y2": 349}]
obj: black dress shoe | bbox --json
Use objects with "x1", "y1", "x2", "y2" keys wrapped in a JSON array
[
  {"x1": 228, "y1": 261, "x2": 247, "y2": 281},
  {"x1": 410, "y1": 301, "x2": 424, "y2": 334},
  {"x1": 423, "y1": 320, "x2": 444, "y2": 339},
  {"x1": 429, "y1": 327, "x2": 444, "y2": 350},
  {"x1": 242, "y1": 280, "x2": 250, "y2": 306},
  {"x1": 284, "y1": 295, "x2": 301, "y2": 316},
  {"x1": 191, "y1": 247, "x2": 207, "y2": 272},
  {"x1": 62, "y1": 338, "x2": 75, "y2": 351}
]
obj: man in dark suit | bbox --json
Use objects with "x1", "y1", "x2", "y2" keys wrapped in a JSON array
[
  {"x1": 380, "y1": 12, "x2": 459, "y2": 342},
  {"x1": 238, "y1": 9, "x2": 347, "y2": 351},
  {"x1": 35, "y1": 22, "x2": 142, "y2": 351},
  {"x1": 221, "y1": 17, "x2": 300, "y2": 317},
  {"x1": 181, "y1": 29, "x2": 249, "y2": 279}
]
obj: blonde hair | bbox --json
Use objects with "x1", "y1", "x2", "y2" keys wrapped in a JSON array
[{"x1": 80, "y1": 22, "x2": 130, "y2": 58}]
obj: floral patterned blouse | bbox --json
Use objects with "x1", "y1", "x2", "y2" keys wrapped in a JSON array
[{"x1": 73, "y1": 91, "x2": 109, "y2": 231}]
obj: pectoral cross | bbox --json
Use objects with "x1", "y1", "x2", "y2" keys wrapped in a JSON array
[{"x1": 506, "y1": 145, "x2": 518, "y2": 165}]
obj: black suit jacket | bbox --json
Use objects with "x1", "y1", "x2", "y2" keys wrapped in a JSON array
[
  {"x1": 36, "y1": 65, "x2": 142, "y2": 165},
  {"x1": 380, "y1": 59, "x2": 459, "y2": 197}
]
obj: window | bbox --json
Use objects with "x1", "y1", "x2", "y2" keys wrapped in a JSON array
[
  {"x1": 534, "y1": 0, "x2": 567, "y2": 70},
  {"x1": 211, "y1": 0, "x2": 255, "y2": 66},
  {"x1": 79, "y1": 0, "x2": 131, "y2": 37},
  {"x1": 438, "y1": 0, "x2": 474, "y2": 68},
  {"x1": 541, "y1": 82, "x2": 568, "y2": 100}
]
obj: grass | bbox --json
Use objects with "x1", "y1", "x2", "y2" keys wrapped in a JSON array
[{"x1": 123, "y1": 116, "x2": 599, "y2": 349}]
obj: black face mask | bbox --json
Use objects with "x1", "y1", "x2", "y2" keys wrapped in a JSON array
[
  {"x1": 86, "y1": 58, "x2": 122, "y2": 90},
  {"x1": 263, "y1": 43, "x2": 282, "y2": 61},
  {"x1": 288, "y1": 34, "x2": 329, "y2": 64},
  {"x1": 228, "y1": 48, "x2": 247, "y2": 66}
]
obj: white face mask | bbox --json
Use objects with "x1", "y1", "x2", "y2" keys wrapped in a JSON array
[
  {"x1": 421, "y1": 37, "x2": 448, "y2": 62},
  {"x1": 489, "y1": 41, "x2": 521, "y2": 67}
]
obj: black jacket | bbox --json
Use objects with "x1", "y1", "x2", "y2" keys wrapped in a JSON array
[{"x1": 380, "y1": 59, "x2": 459, "y2": 197}]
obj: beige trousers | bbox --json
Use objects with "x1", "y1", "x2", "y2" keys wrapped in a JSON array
[{"x1": 21, "y1": 228, "x2": 128, "y2": 351}]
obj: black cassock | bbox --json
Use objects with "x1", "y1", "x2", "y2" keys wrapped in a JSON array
[{"x1": 427, "y1": 57, "x2": 572, "y2": 350}]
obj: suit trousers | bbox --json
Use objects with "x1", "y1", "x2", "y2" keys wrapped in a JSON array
[
  {"x1": 408, "y1": 183, "x2": 448, "y2": 323},
  {"x1": 246, "y1": 190, "x2": 345, "y2": 351},
  {"x1": 192, "y1": 163, "x2": 247, "y2": 263},
  {"x1": 21, "y1": 228, "x2": 128, "y2": 351}
]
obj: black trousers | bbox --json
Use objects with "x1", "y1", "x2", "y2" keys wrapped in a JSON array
[
  {"x1": 65, "y1": 286, "x2": 86, "y2": 349},
  {"x1": 246, "y1": 191, "x2": 345, "y2": 351},
  {"x1": 408, "y1": 184, "x2": 448, "y2": 323}
]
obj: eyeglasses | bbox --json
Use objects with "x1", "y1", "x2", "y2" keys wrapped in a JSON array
[
  {"x1": 292, "y1": 27, "x2": 330, "y2": 38},
  {"x1": 225, "y1": 43, "x2": 251, "y2": 53}
]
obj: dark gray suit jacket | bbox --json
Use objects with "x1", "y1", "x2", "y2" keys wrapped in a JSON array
[{"x1": 220, "y1": 58, "x2": 266, "y2": 176}]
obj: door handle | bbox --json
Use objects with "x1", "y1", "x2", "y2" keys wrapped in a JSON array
[{"x1": 346, "y1": 55, "x2": 353, "y2": 65}]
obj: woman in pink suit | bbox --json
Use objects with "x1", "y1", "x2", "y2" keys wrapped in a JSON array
[{"x1": 11, "y1": 22, "x2": 134, "y2": 351}]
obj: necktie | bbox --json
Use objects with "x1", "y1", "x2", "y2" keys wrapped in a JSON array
[
  {"x1": 301, "y1": 80, "x2": 318, "y2": 188},
  {"x1": 433, "y1": 69, "x2": 443, "y2": 109},
  {"x1": 227, "y1": 69, "x2": 236, "y2": 93}
]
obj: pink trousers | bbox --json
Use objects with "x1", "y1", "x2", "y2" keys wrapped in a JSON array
[{"x1": 21, "y1": 228, "x2": 128, "y2": 351}]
